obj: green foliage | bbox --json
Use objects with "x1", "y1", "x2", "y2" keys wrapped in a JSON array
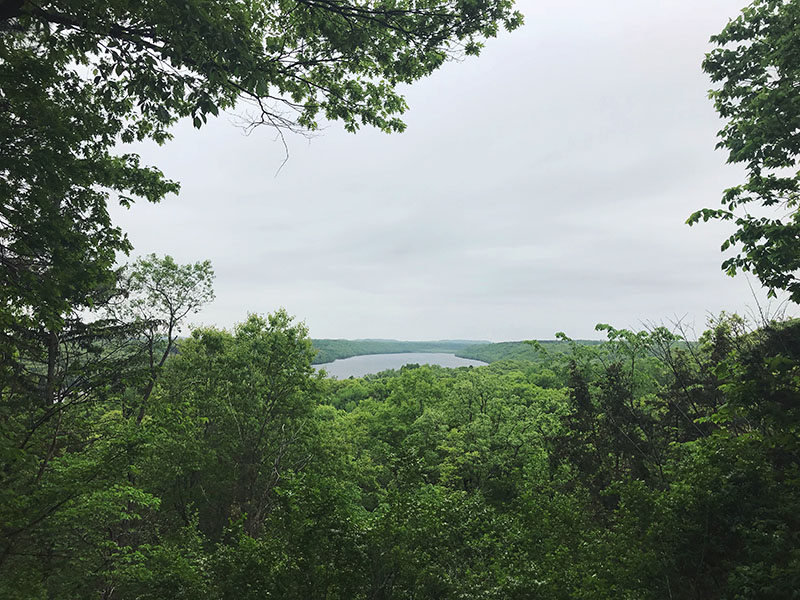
[
  {"x1": 550, "y1": 317, "x2": 800, "y2": 599},
  {"x1": 145, "y1": 310, "x2": 319, "y2": 538},
  {"x1": 4, "y1": 1, "x2": 800, "y2": 596},
  {"x1": 108, "y1": 254, "x2": 216, "y2": 422},
  {"x1": 4, "y1": 301, "x2": 799, "y2": 598},
  {"x1": 0, "y1": 23, "x2": 179, "y2": 338},
  {"x1": 456, "y1": 339, "x2": 603, "y2": 363},
  {"x1": 0, "y1": 255, "x2": 215, "y2": 598},
  {"x1": 689, "y1": 0, "x2": 800, "y2": 300}
]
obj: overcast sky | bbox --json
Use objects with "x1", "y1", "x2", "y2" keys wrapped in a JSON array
[{"x1": 110, "y1": 0, "x2": 792, "y2": 341}]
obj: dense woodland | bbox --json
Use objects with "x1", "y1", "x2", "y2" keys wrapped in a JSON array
[
  {"x1": 455, "y1": 340, "x2": 604, "y2": 364},
  {"x1": 2, "y1": 0, "x2": 800, "y2": 598},
  {"x1": 3, "y1": 302, "x2": 800, "y2": 598}
]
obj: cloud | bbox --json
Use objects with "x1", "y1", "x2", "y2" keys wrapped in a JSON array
[{"x1": 110, "y1": 0, "x2": 785, "y2": 341}]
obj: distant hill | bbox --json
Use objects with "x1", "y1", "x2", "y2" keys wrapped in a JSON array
[
  {"x1": 455, "y1": 340, "x2": 603, "y2": 363},
  {"x1": 311, "y1": 338, "x2": 603, "y2": 365},
  {"x1": 311, "y1": 339, "x2": 490, "y2": 364}
]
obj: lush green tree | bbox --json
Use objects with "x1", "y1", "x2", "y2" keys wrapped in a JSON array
[
  {"x1": 0, "y1": 313, "x2": 148, "y2": 589},
  {"x1": 543, "y1": 317, "x2": 800, "y2": 599},
  {"x1": 689, "y1": 0, "x2": 800, "y2": 301},
  {"x1": 316, "y1": 363, "x2": 576, "y2": 599},
  {"x1": 0, "y1": 255, "x2": 214, "y2": 597},
  {"x1": 108, "y1": 254, "x2": 215, "y2": 422},
  {"x1": 144, "y1": 310, "x2": 319, "y2": 538}
]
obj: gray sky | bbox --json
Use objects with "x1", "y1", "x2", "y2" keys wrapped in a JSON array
[{"x1": 110, "y1": 0, "x2": 791, "y2": 341}]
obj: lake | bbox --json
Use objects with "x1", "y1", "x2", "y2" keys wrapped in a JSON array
[{"x1": 315, "y1": 352, "x2": 488, "y2": 378}]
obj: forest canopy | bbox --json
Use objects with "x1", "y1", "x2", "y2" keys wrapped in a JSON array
[
  {"x1": 2, "y1": 0, "x2": 800, "y2": 598},
  {"x1": 691, "y1": 0, "x2": 800, "y2": 301}
]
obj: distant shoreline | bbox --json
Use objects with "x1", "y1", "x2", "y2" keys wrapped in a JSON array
[{"x1": 311, "y1": 338, "x2": 603, "y2": 365}]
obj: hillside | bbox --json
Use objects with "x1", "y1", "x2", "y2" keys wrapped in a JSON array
[
  {"x1": 311, "y1": 338, "x2": 490, "y2": 364},
  {"x1": 455, "y1": 339, "x2": 603, "y2": 363}
]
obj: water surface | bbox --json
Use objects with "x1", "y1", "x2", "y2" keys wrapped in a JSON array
[{"x1": 316, "y1": 352, "x2": 487, "y2": 378}]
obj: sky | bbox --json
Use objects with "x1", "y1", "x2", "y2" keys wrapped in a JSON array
[{"x1": 109, "y1": 0, "x2": 792, "y2": 342}]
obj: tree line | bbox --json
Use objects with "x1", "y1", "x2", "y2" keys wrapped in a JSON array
[
  {"x1": 3, "y1": 290, "x2": 799, "y2": 597},
  {"x1": 311, "y1": 339, "x2": 487, "y2": 365}
]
